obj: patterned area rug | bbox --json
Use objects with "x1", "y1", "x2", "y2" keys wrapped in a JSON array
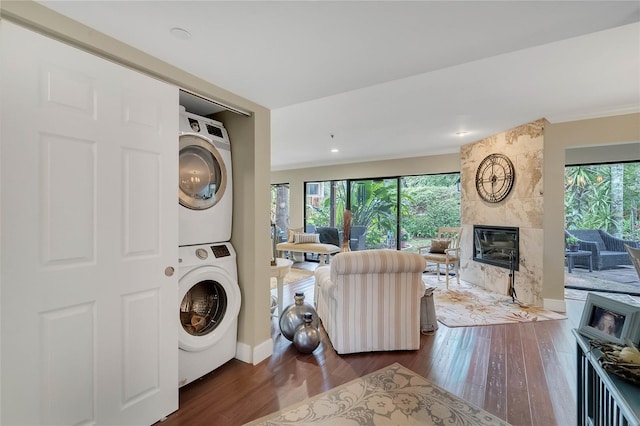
[
  {"x1": 426, "y1": 278, "x2": 566, "y2": 327},
  {"x1": 244, "y1": 363, "x2": 509, "y2": 426},
  {"x1": 270, "y1": 268, "x2": 313, "y2": 290}
]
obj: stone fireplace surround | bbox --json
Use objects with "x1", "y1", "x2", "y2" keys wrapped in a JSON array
[{"x1": 460, "y1": 119, "x2": 545, "y2": 306}]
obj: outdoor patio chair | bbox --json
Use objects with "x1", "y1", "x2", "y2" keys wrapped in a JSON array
[
  {"x1": 625, "y1": 244, "x2": 640, "y2": 281},
  {"x1": 349, "y1": 225, "x2": 367, "y2": 251},
  {"x1": 317, "y1": 226, "x2": 340, "y2": 246},
  {"x1": 566, "y1": 229, "x2": 639, "y2": 271}
]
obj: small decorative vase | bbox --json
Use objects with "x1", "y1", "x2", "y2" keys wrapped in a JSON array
[
  {"x1": 279, "y1": 292, "x2": 319, "y2": 341},
  {"x1": 293, "y1": 313, "x2": 321, "y2": 354}
]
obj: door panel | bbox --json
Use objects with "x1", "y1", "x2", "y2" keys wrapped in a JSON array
[
  {"x1": 123, "y1": 149, "x2": 161, "y2": 256},
  {"x1": 40, "y1": 303, "x2": 96, "y2": 425},
  {"x1": 122, "y1": 289, "x2": 160, "y2": 406},
  {"x1": 1, "y1": 21, "x2": 178, "y2": 425},
  {"x1": 41, "y1": 134, "x2": 96, "y2": 265}
]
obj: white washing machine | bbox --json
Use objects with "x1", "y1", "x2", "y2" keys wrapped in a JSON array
[
  {"x1": 179, "y1": 106, "x2": 233, "y2": 246},
  {"x1": 178, "y1": 242, "x2": 241, "y2": 387}
]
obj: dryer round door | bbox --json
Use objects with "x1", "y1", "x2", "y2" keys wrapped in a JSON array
[
  {"x1": 179, "y1": 134, "x2": 227, "y2": 210},
  {"x1": 178, "y1": 266, "x2": 241, "y2": 352}
]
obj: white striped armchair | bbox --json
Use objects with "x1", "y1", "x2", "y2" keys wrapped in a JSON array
[{"x1": 314, "y1": 250, "x2": 426, "y2": 354}]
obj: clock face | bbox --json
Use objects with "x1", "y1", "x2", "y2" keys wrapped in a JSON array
[{"x1": 475, "y1": 153, "x2": 515, "y2": 203}]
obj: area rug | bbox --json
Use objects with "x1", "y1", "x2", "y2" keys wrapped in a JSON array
[
  {"x1": 428, "y1": 279, "x2": 566, "y2": 327},
  {"x1": 244, "y1": 362, "x2": 509, "y2": 426},
  {"x1": 270, "y1": 268, "x2": 313, "y2": 290}
]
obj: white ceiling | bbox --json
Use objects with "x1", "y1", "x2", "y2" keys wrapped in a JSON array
[{"x1": 36, "y1": 1, "x2": 640, "y2": 171}]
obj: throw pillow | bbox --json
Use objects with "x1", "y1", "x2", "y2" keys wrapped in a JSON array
[
  {"x1": 287, "y1": 227, "x2": 303, "y2": 242},
  {"x1": 429, "y1": 238, "x2": 450, "y2": 254},
  {"x1": 294, "y1": 233, "x2": 320, "y2": 244}
]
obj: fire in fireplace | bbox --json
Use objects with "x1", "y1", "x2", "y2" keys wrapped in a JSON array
[{"x1": 473, "y1": 225, "x2": 519, "y2": 271}]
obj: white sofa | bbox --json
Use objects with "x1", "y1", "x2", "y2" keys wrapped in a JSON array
[{"x1": 314, "y1": 249, "x2": 426, "y2": 354}]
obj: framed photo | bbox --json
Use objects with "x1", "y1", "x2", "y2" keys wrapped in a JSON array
[{"x1": 578, "y1": 293, "x2": 640, "y2": 345}]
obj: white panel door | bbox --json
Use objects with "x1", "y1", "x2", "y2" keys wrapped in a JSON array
[{"x1": 0, "y1": 21, "x2": 179, "y2": 425}]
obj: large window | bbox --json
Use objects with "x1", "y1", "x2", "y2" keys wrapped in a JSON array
[
  {"x1": 565, "y1": 162, "x2": 639, "y2": 240},
  {"x1": 303, "y1": 173, "x2": 460, "y2": 256},
  {"x1": 401, "y1": 174, "x2": 461, "y2": 252},
  {"x1": 349, "y1": 178, "x2": 398, "y2": 250}
]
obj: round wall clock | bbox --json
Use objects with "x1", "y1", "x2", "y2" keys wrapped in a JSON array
[{"x1": 475, "y1": 153, "x2": 515, "y2": 203}]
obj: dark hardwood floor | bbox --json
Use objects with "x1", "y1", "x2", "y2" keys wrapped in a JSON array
[{"x1": 161, "y1": 262, "x2": 585, "y2": 426}]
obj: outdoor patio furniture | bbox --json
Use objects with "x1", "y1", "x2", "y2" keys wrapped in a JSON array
[
  {"x1": 317, "y1": 226, "x2": 340, "y2": 246},
  {"x1": 565, "y1": 229, "x2": 639, "y2": 271},
  {"x1": 565, "y1": 250, "x2": 593, "y2": 273},
  {"x1": 349, "y1": 225, "x2": 367, "y2": 251}
]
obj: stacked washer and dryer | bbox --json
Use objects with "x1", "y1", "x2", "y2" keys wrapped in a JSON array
[{"x1": 177, "y1": 106, "x2": 241, "y2": 388}]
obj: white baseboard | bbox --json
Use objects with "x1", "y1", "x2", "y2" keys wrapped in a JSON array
[
  {"x1": 544, "y1": 298, "x2": 566, "y2": 313},
  {"x1": 235, "y1": 339, "x2": 273, "y2": 365},
  {"x1": 252, "y1": 338, "x2": 274, "y2": 365},
  {"x1": 235, "y1": 341, "x2": 252, "y2": 364}
]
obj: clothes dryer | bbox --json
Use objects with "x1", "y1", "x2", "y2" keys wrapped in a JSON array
[
  {"x1": 179, "y1": 106, "x2": 232, "y2": 246},
  {"x1": 178, "y1": 242, "x2": 240, "y2": 387}
]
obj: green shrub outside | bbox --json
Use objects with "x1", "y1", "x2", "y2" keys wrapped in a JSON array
[{"x1": 402, "y1": 186, "x2": 461, "y2": 238}]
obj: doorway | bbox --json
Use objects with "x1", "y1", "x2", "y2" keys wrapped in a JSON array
[{"x1": 564, "y1": 160, "x2": 640, "y2": 297}]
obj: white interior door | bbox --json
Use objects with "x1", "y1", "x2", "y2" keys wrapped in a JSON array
[{"x1": 1, "y1": 21, "x2": 179, "y2": 425}]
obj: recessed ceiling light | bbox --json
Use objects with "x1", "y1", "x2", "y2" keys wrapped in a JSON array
[
  {"x1": 170, "y1": 27, "x2": 192, "y2": 40},
  {"x1": 455, "y1": 131, "x2": 469, "y2": 136},
  {"x1": 331, "y1": 148, "x2": 339, "y2": 153}
]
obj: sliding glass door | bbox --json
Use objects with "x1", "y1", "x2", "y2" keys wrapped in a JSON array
[
  {"x1": 303, "y1": 173, "x2": 461, "y2": 257},
  {"x1": 349, "y1": 179, "x2": 399, "y2": 251}
]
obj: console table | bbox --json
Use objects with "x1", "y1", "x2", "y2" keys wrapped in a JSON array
[
  {"x1": 270, "y1": 258, "x2": 293, "y2": 317},
  {"x1": 565, "y1": 250, "x2": 593, "y2": 273},
  {"x1": 573, "y1": 330, "x2": 640, "y2": 425}
]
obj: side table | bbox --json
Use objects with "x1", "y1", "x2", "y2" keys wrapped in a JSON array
[
  {"x1": 565, "y1": 250, "x2": 593, "y2": 273},
  {"x1": 270, "y1": 258, "x2": 293, "y2": 317}
]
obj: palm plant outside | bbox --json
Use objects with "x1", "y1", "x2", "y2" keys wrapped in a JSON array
[
  {"x1": 565, "y1": 162, "x2": 640, "y2": 241},
  {"x1": 305, "y1": 175, "x2": 461, "y2": 250}
]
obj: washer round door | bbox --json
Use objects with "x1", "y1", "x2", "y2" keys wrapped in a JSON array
[
  {"x1": 178, "y1": 266, "x2": 241, "y2": 352},
  {"x1": 179, "y1": 134, "x2": 227, "y2": 210}
]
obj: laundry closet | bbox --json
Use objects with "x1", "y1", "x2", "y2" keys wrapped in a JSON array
[{"x1": 0, "y1": 10, "x2": 271, "y2": 425}]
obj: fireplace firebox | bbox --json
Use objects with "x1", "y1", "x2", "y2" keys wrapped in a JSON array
[{"x1": 473, "y1": 225, "x2": 519, "y2": 271}]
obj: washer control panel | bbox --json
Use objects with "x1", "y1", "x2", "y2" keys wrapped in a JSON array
[
  {"x1": 211, "y1": 244, "x2": 231, "y2": 258},
  {"x1": 178, "y1": 243, "x2": 235, "y2": 268}
]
